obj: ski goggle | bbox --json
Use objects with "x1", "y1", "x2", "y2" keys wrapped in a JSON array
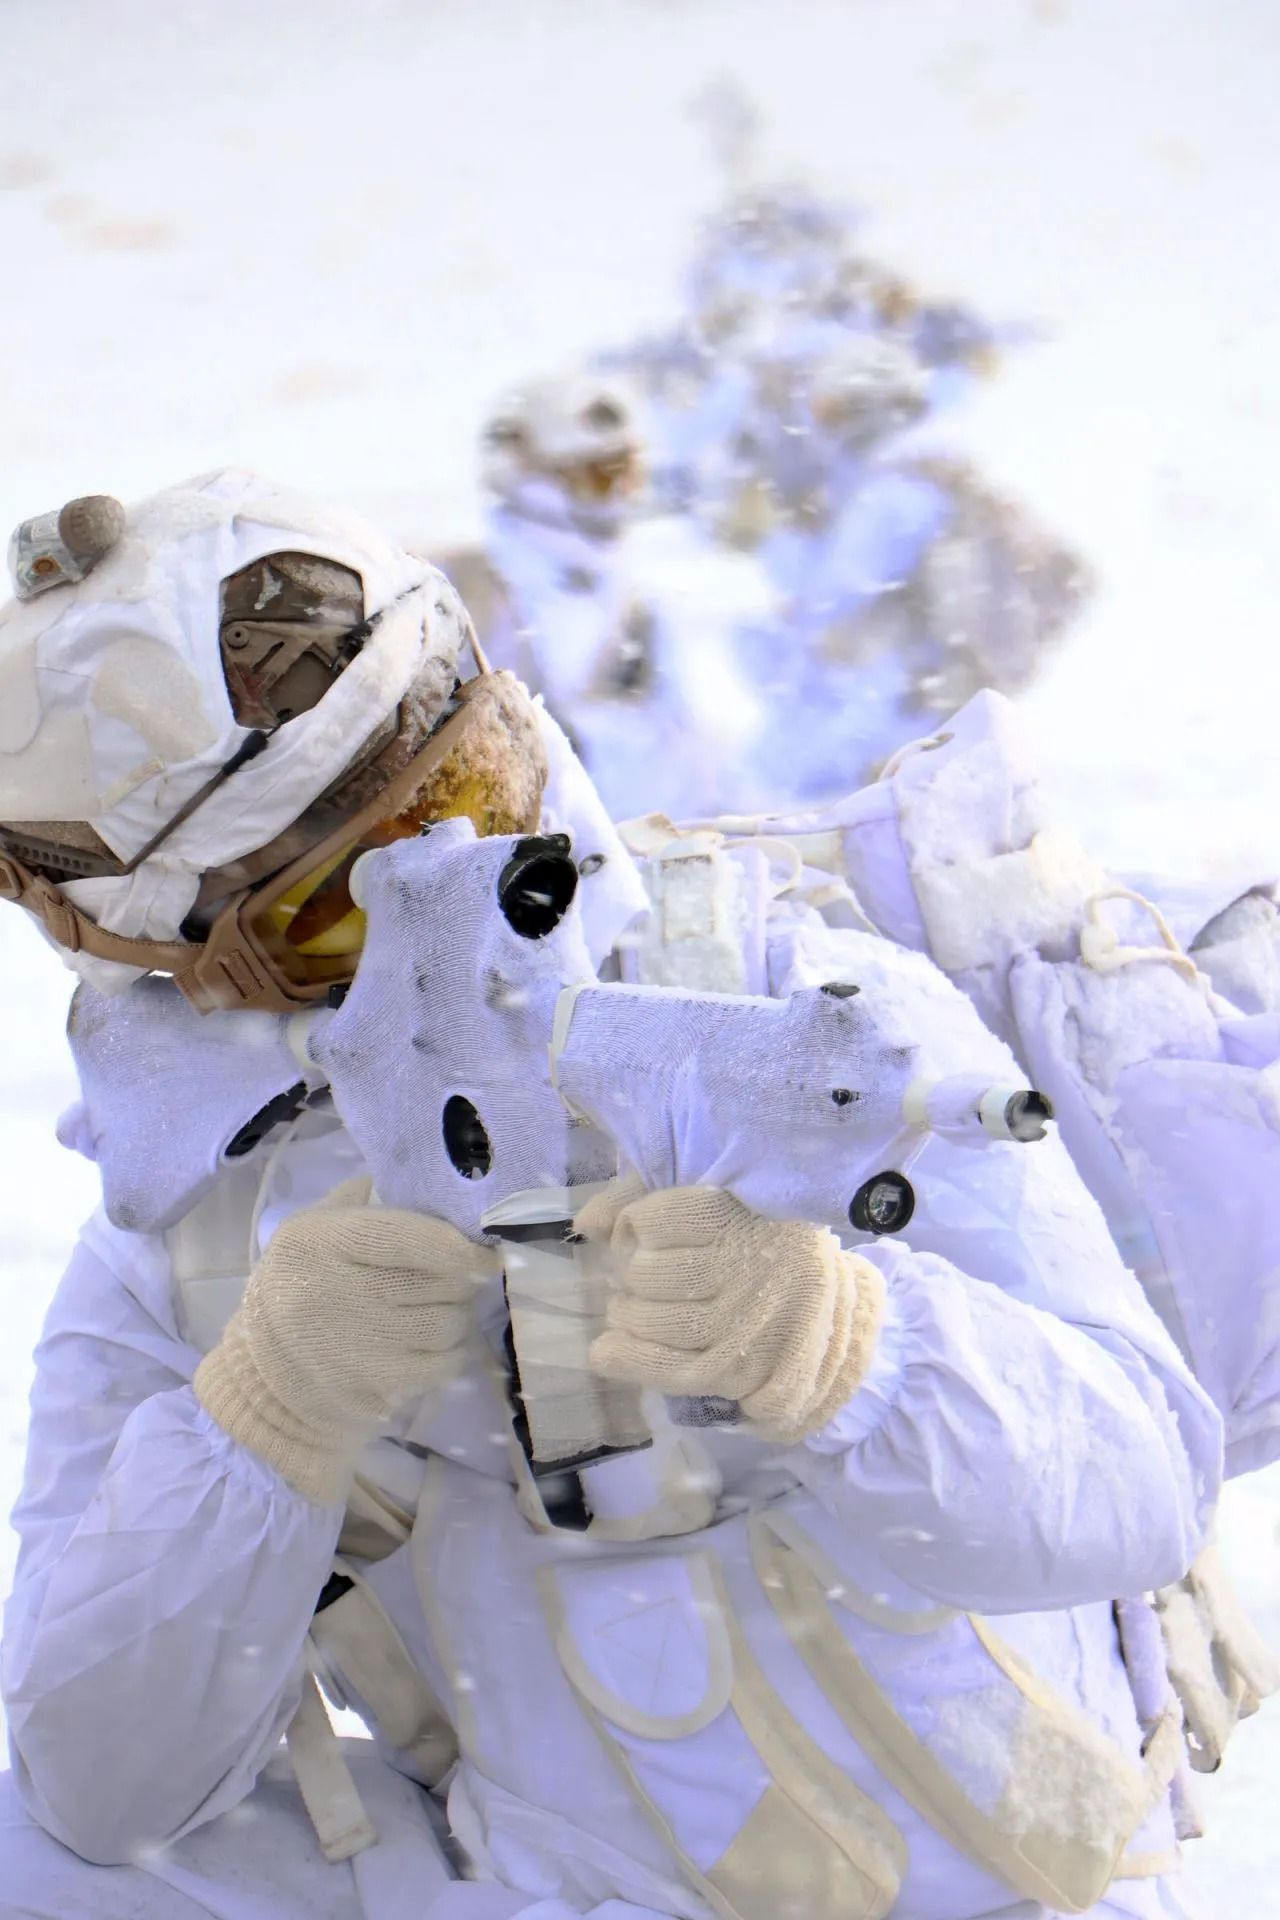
[
  {"x1": 179, "y1": 669, "x2": 547, "y2": 1011},
  {"x1": 552, "y1": 448, "x2": 643, "y2": 504}
]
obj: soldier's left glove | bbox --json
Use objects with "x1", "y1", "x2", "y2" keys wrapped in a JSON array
[
  {"x1": 574, "y1": 1177, "x2": 885, "y2": 1442},
  {"x1": 1156, "y1": 1542, "x2": 1280, "y2": 1773}
]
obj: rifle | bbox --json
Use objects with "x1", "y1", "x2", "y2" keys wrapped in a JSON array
[{"x1": 312, "y1": 819, "x2": 1051, "y2": 1479}]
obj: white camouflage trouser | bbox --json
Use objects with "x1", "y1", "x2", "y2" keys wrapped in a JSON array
[{"x1": 0, "y1": 1763, "x2": 1208, "y2": 1920}]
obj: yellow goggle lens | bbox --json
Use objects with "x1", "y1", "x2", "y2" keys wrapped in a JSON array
[{"x1": 248, "y1": 711, "x2": 544, "y2": 988}]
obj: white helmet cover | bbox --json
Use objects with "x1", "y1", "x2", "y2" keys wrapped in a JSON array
[
  {"x1": 0, "y1": 469, "x2": 468, "y2": 984},
  {"x1": 482, "y1": 372, "x2": 643, "y2": 500},
  {"x1": 807, "y1": 333, "x2": 929, "y2": 443}
]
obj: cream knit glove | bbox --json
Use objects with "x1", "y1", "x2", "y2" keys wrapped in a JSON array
[
  {"x1": 195, "y1": 1188, "x2": 499, "y2": 1504},
  {"x1": 575, "y1": 1177, "x2": 885, "y2": 1442}
]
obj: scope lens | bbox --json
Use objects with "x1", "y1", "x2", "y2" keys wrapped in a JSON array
[{"x1": 849, "y1": 1171, "x2": 916, "y2": 1236}]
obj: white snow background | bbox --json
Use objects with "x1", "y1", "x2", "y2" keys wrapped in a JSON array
[{"x1": 0, "y1": 0, "x2": 1276, "y2": 1907}]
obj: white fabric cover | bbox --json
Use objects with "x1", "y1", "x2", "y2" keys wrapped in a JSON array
[
  {"x1": 558, "y1": 973, "x2": 911, "y2": 1225},
  {"x1": 59, "y1": 974, "x2": 327, "y2": 1232},
  {"x1": 783, "y1": 687, "x2": 1280, "y2": 1475},
  {"x1": 1009, "y1": 951, "x2": 1280, "y2": 1478},
  {"x1": 558, "y1": 927, "x2": 1058, "y2": 1237},
  {"x1": 310, "y1": 821, "x2": 613, "y2": 1240},
  {"x1": 1187, "y1": 888, "x2": 1280, "y2": 1017}
]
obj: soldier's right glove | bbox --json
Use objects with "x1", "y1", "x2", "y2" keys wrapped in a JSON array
[{"x1": 195, "y1": 1187, "x2": 499, "y2": 1504}]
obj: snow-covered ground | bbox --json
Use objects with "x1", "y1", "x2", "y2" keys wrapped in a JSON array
[{"x1": 0, "y1": 0, "x2": 1276, "y2": 1906}]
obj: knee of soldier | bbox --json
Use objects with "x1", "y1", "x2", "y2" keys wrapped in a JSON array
[
  {"x1": 0, "y1": 1771, "x2": 56, "y2": 1918},
  {"x1": 0, "y1": 1769, "x2": 138, "y2": 1920}
]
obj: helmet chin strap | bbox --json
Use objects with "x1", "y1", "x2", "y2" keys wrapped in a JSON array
[
  {"x1": 0, "y1": 727, "x2": 277, "y2": 993},
  {"x1": 0, "y1": 854, "x2": 194, "y2": 980}
]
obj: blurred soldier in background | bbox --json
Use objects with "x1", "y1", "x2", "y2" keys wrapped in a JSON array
[
  {"x1": 715, "y1": 330, "x2": 1085, "y2": 801},
  {"x1": 442, "y1": 100, "x2": 1083, "y2": 823},
  {"x1": 443, "y1": 370, "x2": 772, "y2": 821},
  {"x1": 597, "y1": 104, "x2": 1085, "y2": 805}
]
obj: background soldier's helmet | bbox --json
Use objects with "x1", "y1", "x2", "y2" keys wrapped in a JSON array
[
  {"x1": 686, "y1": 183, "x2": 852, "y2": 351},
  {"x1": 481, "y1": 372, "x2": 645, "y2": 509},
  {"x1": 807, "y1": 334, "x2": 930, "y2": 450}
]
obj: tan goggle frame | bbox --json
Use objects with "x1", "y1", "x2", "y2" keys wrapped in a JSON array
[{"x1": 0, "y1": 670, "x2": 544, "y2": 1016}]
